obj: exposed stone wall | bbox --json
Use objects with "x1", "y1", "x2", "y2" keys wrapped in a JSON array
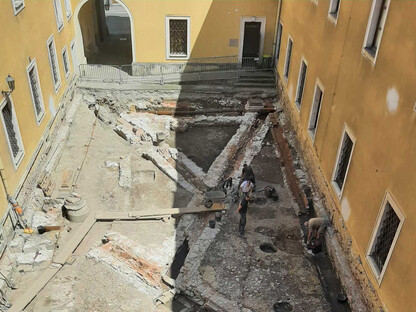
[{"x1": 276, "y1": 78, "x2": 383, "y2": 311}]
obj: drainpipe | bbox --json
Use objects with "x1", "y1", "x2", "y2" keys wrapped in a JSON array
[
  {"x1": 271, "y1": 0, "x2": 283, "y2": 66},
  {"x1": 0, "y1": 158, "x2": 10, "y2": 200}
]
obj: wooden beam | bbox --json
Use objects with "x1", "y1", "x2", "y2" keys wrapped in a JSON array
[
  {"x1": 53, "y1": 213, "x2": 96, "y2": 265},
  {"x1": 95, "y1": 203, "x2": 226, "y2": 221},
  {"x1": 8, "y1": 267, "x2": 61, "y2": 312}
]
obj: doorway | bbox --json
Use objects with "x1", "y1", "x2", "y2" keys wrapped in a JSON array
[
  {"x1": 238, "y1": 17, "x2": 266, "y2": 63},
  {"x1": 74, "y1": 0, "x2": 135, "y2": 66}
]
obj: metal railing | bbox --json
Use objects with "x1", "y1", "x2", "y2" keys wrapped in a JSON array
[{"x1": 79, "y1": 56, "x2": 274, "y2": 84}]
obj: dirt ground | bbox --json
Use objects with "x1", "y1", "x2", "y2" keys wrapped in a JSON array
[
  {"x1": 197, "y1": 134, "x2": 331, "y2": 312},
  {"x1": 2, "y1": 90, "x2": 351, "y2": 312}
]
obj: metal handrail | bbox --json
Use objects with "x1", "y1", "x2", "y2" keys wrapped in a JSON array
[{"x1": 79, "y1": 56, "x2": 273, "y2": 84}]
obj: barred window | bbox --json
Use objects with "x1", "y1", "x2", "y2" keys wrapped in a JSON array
[
  {"x1": 1, "y1": 98, "x2": 24, "y2": 168},
  {"x1": 62, "y1": 47, "x2": 71, "y2": 79},
  {"x1": 333, "y1": 129, "x2": 354, "y2": 193},
  {"x1": 367, "y1": 194, "x2": 404, "y2": 283},
  {"x1": 53, "y1": 0, "x2": 64, "y2": 32},
  {"x1": 27, "y1": 60, "x2": 45, "y2": 123},
  {"x1": 47, "y1": 36, "x2": 62, "y2": 92},
  {"x1": 166, "y1": 17, "x2": 190, "y2": 59},
  {"x1": 64, "y1": 0, "x2": 72, "y2": 19}
]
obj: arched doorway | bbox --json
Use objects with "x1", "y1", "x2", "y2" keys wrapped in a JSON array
[{"x1": 74, "y1": 0, "x2": 136, "y2": 67}]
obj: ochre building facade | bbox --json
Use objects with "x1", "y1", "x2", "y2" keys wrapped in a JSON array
[{"x1": 275, "y1": 0, "x2": 416, "y2": 310}]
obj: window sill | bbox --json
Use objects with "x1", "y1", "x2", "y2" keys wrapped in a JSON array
[
  {"x1": 295, "y1": 101, "x2": 301, "y2": 111},
  {"x1": 327, "y1": 13, "x2": 338, "y2": 26},
  {"x1": 36, "y1": 112, "x2": 45, "y2": 126},
  {"x1": 65, "y1": 72, "x2": 71, "y2": 80},
  {"x1": 166, "y1": 55, "x2": 189, "y2": 60},
  {"x1": 331, "y1": 181, "x2": 343, "y2": 200},
  {"x1": 54, "y1": 82, "x2": 62, "y2": 94},
  {"x1": 13, "y1": 3, "x2": 25, "y2": 15},
  {"x1": 12, "y1": 150, "x2": 25, "y2": 171},
  {"x1": 57, "y1": 24, "x2": 64, "y2": 33},
  {"x1": 362, "y1": 48, "x2": 377, "y2": 66},
  {"x1": 308, "y1": 129, "x2": 317, "y2": 143},
  {"x1": 66, "y1": 13, "x2": 72, "y2": 22},
  {"x1": 311, "y1": 0, "x2": 318, "y2": 6}
]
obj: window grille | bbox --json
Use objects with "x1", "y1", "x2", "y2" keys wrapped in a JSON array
[
  {"x1": 295, "y1": 61, "x2": 307, "y2": 106},
  {"x1": 169, "y1": 19, "x2": 188, "y2": 56},
  {"x1": 64, "y1": 0, "x2": 72, "y2": 18},
  {"x1": 28, "y1": 67, "x2": 43, "y2": 117},
  {"x1": 2, "y1": 100, "x2": 21, "y2": 158},
  {"x1": 53, "y1": 0, "x2": 64, "y2": 31},
  {"x1": 62, "y1": 49, "x2": 70, "y2": 77},
  {"x1": 48, "y1": 41, "x2": 60, "y2": 88},
  {"x1": 370, "y1": 202, "x2": 400, "y2": 273},
  {"x1": 334, "y1": 133, "x2": 353, "y2": 190}
]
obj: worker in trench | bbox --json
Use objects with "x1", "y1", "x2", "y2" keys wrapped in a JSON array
[
  {"x1": 239, "y1": 163, "x2": 256, "y2": 198},
  {"x1": 304, "y1": 217, "x2": 329, "y2": 244},
  {"x1": 237, "y1": 194, "x2": 250, "y2": 238}
]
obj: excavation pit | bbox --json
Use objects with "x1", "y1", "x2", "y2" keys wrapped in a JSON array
[
  {"x1": 260, "y1": 243, "x2": 277, "y2": 253},
  {"x1": 273, "y1": 301, "x2": 293, "y2": 312},
  {"x1": 172, "y1": 124, "x2": 239, "y2": 173}
]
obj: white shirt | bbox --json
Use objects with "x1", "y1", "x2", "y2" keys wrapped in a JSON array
[{"x1": 240, "y1": 181, "x2": 254, "y2": 193}]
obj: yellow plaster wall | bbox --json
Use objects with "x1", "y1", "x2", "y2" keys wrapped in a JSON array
[
  {"x1": 128, "y1": 0, "x2": 278, "y2": 61},
  {"x1": 276, "y1": 0, "x2": 416, "y2": 310},
  {"x1": 0, "y1": 0, "x2": 75, "y2": 218},
  {"x1": 75, "y1": 0, "x2": 278, "y2": 62}
]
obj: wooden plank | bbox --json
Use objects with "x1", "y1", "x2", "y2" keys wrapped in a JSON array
[
  {"x1": 53, "y1": 213, "x2": 96, "y2": 265},
  {"x1": 95, "y1": 203, "x2": 226, "y2": 221},
  {"x1": 61, "y1": 170, "x2": 74, "y2": 188},
  {"x1": 8, "y1": 267, "x2": 61, "y2": 312}
]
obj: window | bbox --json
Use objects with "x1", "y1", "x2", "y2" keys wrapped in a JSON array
[
  {"x1": 275, "y1": 22, "x2": 283, "y2": 62},
  {"x1": 47, "y1": 35, "x2": 62, "y2": 93},
  {"x1": 165, "y1": 16, "x2": 190, "y2": 59},
  {"x1": 332, "y1": 127, "x2": 355, "y2": 195},
  {"x1": 328, "y1": 0, "x2": 341, "y2": 22},
  {"x1": 62, "y1": 46, "x2": 71, "y2": 79},
  {"x1": 26, "y1": 59, "x2": 45, "y2": 124},
  {"x1": 308, "y1": 80, "x2": 324, "y2": 139},
  {"x1": 11, "y1": 0, "x2": 25, "y2": 15},
  {"x1": 283, "y1": 37, "x2": 293, "y2": 80},
  {"x1": 0, "y1": 97, "x2": 24, "y2": 169},
  {"x1": 63, "y1": 0, "x2": 72, "y2": 20},
  {"x1": 53, "y1": 0, "x2": 64, "y2": 32},
  {"x1": 363, "y1": 0, "x2": 390, "y2": 62},
  {"x1": 295, "y1": 58, "x2": 308, "y2": 108},
  {"x1": 367, "y1": 192, "x2": 404, "y2": 284}
]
